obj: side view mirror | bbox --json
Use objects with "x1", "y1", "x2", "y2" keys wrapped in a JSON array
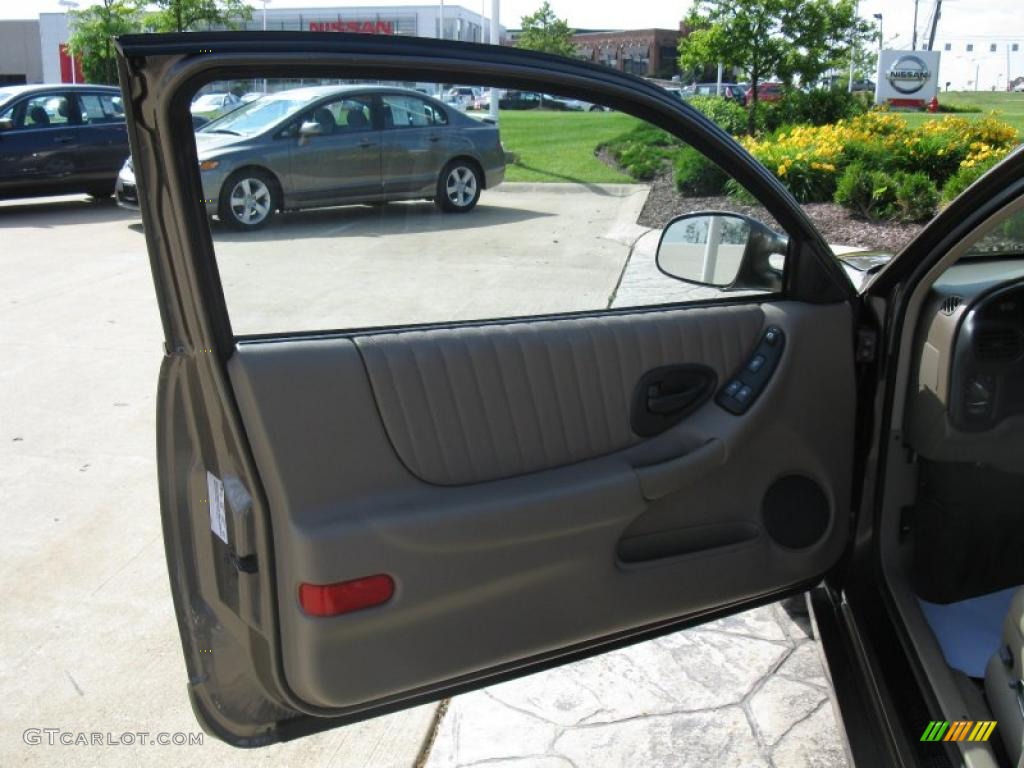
[
  {"x1": 655, "y1": 212, "x2": 787, "y2": 292},
  {"x1": 299, "y1": 120, "x2": 323, "y2": 137},
  {"x1": 0, "y1": 117, "x2": 13, "y2": 131}
]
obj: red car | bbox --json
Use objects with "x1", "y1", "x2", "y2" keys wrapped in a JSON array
[{"x1": 745, "y1": 82, "x2": 783, "y2": 106}]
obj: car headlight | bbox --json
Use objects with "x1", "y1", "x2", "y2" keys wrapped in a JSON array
[{"x1": 199, "y1": 159, "x2": 220, "y2": 171}]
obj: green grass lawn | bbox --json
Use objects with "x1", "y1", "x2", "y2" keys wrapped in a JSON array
[
  {"x1": 497, "y1": 110, "x2": 641, "y2": 183},
  {"x1": 901, "y1": 91, "x2": 1024, "y2": 134}
]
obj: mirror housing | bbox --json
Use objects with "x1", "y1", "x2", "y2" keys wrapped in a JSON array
[
  {"x1": 656, "y1": 212, "x2": 787, "y2": 293},
  {"x1": 0, "y1": 117, "x2": 13, "y2": 132},
  {"x1": 299, "y1": 120, "x2": 323, "y2": 137}
]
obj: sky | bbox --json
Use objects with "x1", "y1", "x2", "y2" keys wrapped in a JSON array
[{"x1": 4, "y1": 0, "x2": 1022, "y2": 87}]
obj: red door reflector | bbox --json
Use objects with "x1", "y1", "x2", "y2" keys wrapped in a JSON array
[{"x1": 299, "y1": 574, "x2": 395, "y2": 617}]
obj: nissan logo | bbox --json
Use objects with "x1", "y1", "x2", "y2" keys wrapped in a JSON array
[{"x1": 887, "y1": 55, "x2": 931, "y2": 94}]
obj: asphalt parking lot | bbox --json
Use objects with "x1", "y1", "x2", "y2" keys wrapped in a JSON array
[{"x1": 0, "y1": 185, "x2": 847, "y2": 767}]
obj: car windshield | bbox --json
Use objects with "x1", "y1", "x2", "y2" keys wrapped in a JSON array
[
  {"x1": 0, "y1": 90, "x2": 15, "y2": 108},
  {"x1": 964, "y1": 208, "x2": 1024, "y2": 258},
  {"x1": 199, "y1": 95, "x2": 309, "y2": 136}
]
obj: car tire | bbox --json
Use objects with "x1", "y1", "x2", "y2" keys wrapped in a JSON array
[
  {"x1": 218, "y1": 169, "x2": 278, "y2": 230},
  {"x1": 588, "y1": 105, "x2": 602, "y2": 112},
  {"x1": 88, "y1": 187, "x2": 113, "y2": 200},
  {"x1": 435, "y1": 160, "x2": 481, "y2": 213}
]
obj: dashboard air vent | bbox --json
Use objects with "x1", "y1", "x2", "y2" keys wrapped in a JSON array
[
  {"x1": 939, "y1": 296, "x2": 962, "y2": 315},
  {"x1": 975, "y1": 328, "x2": 1022, "y2": 361}
]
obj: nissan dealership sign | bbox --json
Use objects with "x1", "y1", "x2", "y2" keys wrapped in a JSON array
[{"x1": 875, "y1": 49, "x2": 940, "y2": 106}]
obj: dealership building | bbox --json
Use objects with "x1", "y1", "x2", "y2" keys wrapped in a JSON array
[{"x1": 0, "y1": 5, "x2": 504, "y2": 86}]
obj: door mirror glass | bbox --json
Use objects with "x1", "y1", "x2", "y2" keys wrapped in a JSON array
[
  {"x1": 299, "y1": 120, "x2": 323, "y2": 137},
  {"x1": 656, "y1": 212, "x2": 788, "y2": 291}
]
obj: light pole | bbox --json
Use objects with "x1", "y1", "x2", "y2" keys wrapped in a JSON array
[
  {"x1": 911, "y1": 0, "x2": 919, "y2": 50},
  {"x1": 262, "y1": 0, "x2": 271, "y2": 92},
  {"x1": 58, "y1": 0, "x2": 79, "y2": 84},
  {"x1": 488, "y1": 0, "x2": 499, "y2": 124},
  {"x1": 848, "y1": 0, "x2": 859, "y2": 92},
  {"x1": 439, "y1": 0, "x2": 445, "y2": 40},
  {"x1": 873, "y1": 13, "x2": 883, "y2": 56}
]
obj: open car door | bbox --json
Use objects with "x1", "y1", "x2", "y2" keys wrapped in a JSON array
[{"x1": 117, "y1": 32, "x2": 861, "y2": 745}]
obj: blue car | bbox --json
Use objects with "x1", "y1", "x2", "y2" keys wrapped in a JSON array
[{"x1": 0, "y1": 83, "x2": 129, "y2": 201}]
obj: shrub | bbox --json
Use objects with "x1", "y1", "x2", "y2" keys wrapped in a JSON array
[
  {"x1": 687, "y1": 95, "x2": 749, "y2": 135},
  {"x1": 598, "y1": 123, "x2": 681, "y2": 180},
  {"x1": 834, "y1": 162, "x2": 894, "y2": 220},
  {"x1": 674, "y1": 145, "x2": 729, "y2": 196},
  {"x1": 835, "y1": 164, "x2": 940, "y2": 222},
  {"x1": 941, "y1": 151, "x2": 1008, "y2": 203},
  {"x1": 893, "y1": 172, "x2": 939, "y2": 222},
  {"x1": 777, "y1": 88, "x2": 868, "y2": 127}
]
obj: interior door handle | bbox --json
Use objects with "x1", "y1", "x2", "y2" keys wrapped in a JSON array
[
  {"x1": 647, "y1": 384, "x2": 705, "y2": 414},
  {"x1": 631, "y1": 364, "x2": 716, "y2": 437}
]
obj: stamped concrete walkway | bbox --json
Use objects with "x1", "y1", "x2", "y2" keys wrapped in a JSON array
[{"x1": 424, "y1": 600, "x2": 849, "y2": 768}]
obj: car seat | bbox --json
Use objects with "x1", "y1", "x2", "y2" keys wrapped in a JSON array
[
  {"x1": 381, "y1": 105, "x2": 394, "y2": 129},
  {"x1": 312, "y1": 107, "x2": 335, "y2": 135},
  {"x1": 28, "y1": 105, "x2": 49, "y2": 126},
  {"x1": 984, "y1": 587, "x2": 1024, "y2": 764},
  {"x1": 346, "y1": 108, "x2": 368, "y2": 130}
]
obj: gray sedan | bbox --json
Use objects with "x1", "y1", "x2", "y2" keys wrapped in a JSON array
[{"x1": 180, "y1": 85, "x2": 503, "y2": 230}]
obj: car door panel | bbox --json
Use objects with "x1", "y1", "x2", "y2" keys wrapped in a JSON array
[
  {"x1": 226, "y1": 299, "x2": 853, "y2": 710},
  {"x1": 116, "y1": 31, "x2": 861, "y2": 744}
]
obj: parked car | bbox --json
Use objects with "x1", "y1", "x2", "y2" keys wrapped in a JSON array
[
  {"x1": 498, "y1": 90, "x2": 568, "y2": 110},
  {"x1": 559, "y1": 97, "x2": 608, "y2": 112},
  {"x1": 691, "y1": 82, "x2": 746, "y2": 103},
  {"x1": 0, "y1": 83, "x2": 128, "y2": 200},
  {"x1": 444, "y1": 86, "x2": 480, "y2": 108},
  {"x1": 745, "y1": 82, "x2": 784, "y2": 105},
  {"x1": 118, "y1": 30, "x2": 1024, "y2": 767},
  {"x1": 122, "y1": 85, "x2": 504, "y2": 228},
  {"x1": 190, "y1": 91, "x2": 242, "y2": 119}
]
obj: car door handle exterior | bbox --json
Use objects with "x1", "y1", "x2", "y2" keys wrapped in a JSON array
[
  {"x1": 428, "y1": 135, "x2": 441, "y2": 143},
  {"x1": 53, "y1": 136, "x2": 75, "y2": 144},
  {"x1": 359, "y1": 139, "x2": 376, "y2": 148}
]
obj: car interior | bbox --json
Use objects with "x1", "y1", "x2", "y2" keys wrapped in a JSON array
[{"x1": 880, "y1": 200, "x2": 1024, "y2": 767}]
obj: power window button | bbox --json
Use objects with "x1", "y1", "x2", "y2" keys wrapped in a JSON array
[
  {"x1": 735, "y1": 386, "x2": 753, "y2": 404},
  {"x1": 724, "y1": 380, "x2": 743, "y2": 397},
  {"x1": 747, "y1": 355, "x2": 766, "y2": 373}
]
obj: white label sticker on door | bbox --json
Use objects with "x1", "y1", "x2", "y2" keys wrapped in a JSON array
[{"x1": 207, "y1": 471, "x2": 228, "y2": 544}]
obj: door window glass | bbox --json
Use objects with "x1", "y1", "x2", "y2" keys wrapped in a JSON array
[
  {"x1": 2, "y1": 94, "x2": 72, "y2": 129},
  {"x1": 77, "y1": 93, "x2": 123, "y2": 124},
  {"x1": 382, "y1": 94, "x2": 447, "y2": 128},
  {"x1": 190, "y1": 77, "x2": 785, "y2": 336}
]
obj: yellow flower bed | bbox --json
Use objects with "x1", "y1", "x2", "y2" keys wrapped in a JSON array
[{"x1": 736, "y1": 110, "x2": 1019, "y2": 203}]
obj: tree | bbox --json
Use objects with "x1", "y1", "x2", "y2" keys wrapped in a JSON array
[
  {"x1": 517, "y1": 2, "x2": 576, "y2": 58},
  {"x1": 143, "y1": 0, "x2": 252, "y2": 33},
  {"x1": 67, "y1": 0, "x2": 142, "y2": 85},
  {"x1": 679, "y1": 0, "x2": 871, "y2": 134}
]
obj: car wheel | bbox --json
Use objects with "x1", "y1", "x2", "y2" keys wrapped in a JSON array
[
  {"x1": 435, "y1": 160, "x2": 481, "y2": 213},
  {"x1": 88, "y1": 187, "x2": 113, "y2": 200},
  {"x1": 588, "y1": 105, "x2": 602, "y2": 112},
  {"x1": 219, "y1": 169, "x2": 277, "y2": 230}
]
